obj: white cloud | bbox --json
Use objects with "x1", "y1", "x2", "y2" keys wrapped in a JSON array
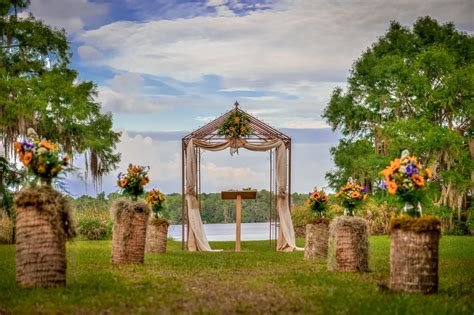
[
  {"x1": 24, "y1": 0, "x2": 108, "y2": 33},
  {"x1": 97, "y1": 73, "x2": 165, "y2": 113},
  {"x1": 78, "y1": 0, "x2": 472, "y2": 85},
  {"x1": 195, "y1": 116, "x2": 217, "y2": 123},
  {"x1": 77, "y1": 45, "x2": 102, "y2": 61}
]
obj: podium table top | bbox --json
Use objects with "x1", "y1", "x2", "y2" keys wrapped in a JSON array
[{"x1": 221, "y1": 190, "x2": 257, "y2": 200}]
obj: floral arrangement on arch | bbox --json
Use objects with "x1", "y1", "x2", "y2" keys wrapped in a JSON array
[
  {"x1": 146, "y1": 189, "x2": 165, "y2": 218},
  {"x1": 306, "y1": 190, "x2": 329, "y2": 218},
  {"x1": 335, "y1": 178, "x2": 368, "y2": 216},
  {"x1": 380, "y1": 150, "x2": 432, "y2": 216},
  {"x1": 217, "y1": 111, "x2": 251, "y2": 138},
  {"x1": 13, "y1": 128, "x2": 70, "y2": 184},
  {"x1": 117, "y1": 164, "x2": 150, "y2": 200}
]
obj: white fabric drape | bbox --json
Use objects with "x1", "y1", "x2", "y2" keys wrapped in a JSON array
[{"x1": 185, "y1": 138, "x2": 302, "y2": 252}]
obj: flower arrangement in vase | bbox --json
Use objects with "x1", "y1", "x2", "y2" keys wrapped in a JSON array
[
  {"x1": 146, "y1": 189, "x2": 166, "y2": 219},
  {"x1": 217, "y1": 111, "x2": 251, "y2": 138},
  {"x1": 380, "y1": 150, "x2": 432, "y2": 217},
  {"x1": 13, "y1": 129, "x2": 70, "y2": 185},
  {"x1": 117, "y1": 164, "x2": 150, "y2": 200},
  {"x1": 306, "y1": 190, "x2": 329, "y2": 219},
  {"x1": 304, "y1": 189, "x2": 330, "y2": 260},
  {"x1": 335, "y1": 178, "x2": 368, "y2": 216},
  {"x1": 145, "y1": 189, "x2": 169, "y2": 253}
]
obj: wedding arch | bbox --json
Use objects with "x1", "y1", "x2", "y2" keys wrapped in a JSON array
[{"x1": 181, "y1": 102, "x2": 301, "y2": 252}]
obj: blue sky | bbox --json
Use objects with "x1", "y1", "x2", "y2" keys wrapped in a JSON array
[{"x1": 23, "y1": 0, "x2": 473, "y2": 196}]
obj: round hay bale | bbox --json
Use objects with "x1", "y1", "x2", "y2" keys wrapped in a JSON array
[
  {"x1": 304, "y1": 219, "x2": 330, "y2": 259},
  {"x1": 15, "y1": 186, "x2": 76, "y2": 288},
  {"x1": 111, "y1": 198, "x2": 150, "y2": 264},
  {"x1": 327, "y1": 216, "x2": 369, "y2": 272},
  {"x1": 146, "y1": 217, "x2": 169, "y2": 253},
  {"x1": 389, "y1": 216, "x2": 441, "y2": 294}
]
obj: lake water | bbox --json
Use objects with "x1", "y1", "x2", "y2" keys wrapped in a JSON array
[{"x1": 168, "y1": 222, "x2": 274, "y2": 241}]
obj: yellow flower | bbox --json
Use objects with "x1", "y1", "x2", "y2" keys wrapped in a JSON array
[{"x1": 425, "y1": 168, "x2": 433, "y2": 179}]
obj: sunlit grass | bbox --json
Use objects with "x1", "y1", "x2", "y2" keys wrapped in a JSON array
[{"x1": 0, "y1": 236, "x2": 472, "y2": 314}]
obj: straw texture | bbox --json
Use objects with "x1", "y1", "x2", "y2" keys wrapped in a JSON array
[
  {"x1": 390, "y1": 227, "x2": 440, "y2": 293},
  {"x1": 111, "y1": 198, "x2": 150, "y2": 264},
  {"x1": 146, "y1": 218, "x2": 169, "y2": 253},
  {"x1": 15, "y1": 186, "x2": 76, "y2": 288},
  {"x1": 328, "y1": 216, "x2": 369, "y2": 272},
  {"x1": 304, "y1": 221, "x2": 329, "y2": 259}
]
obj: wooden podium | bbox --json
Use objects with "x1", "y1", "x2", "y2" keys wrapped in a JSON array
[{"x1": 221, "y1": 190, "x2": 257, "y2": 252}]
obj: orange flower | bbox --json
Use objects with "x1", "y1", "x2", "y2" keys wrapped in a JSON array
[
  {"x1": 381, "y1": 167, "x2": 393, "y2": 181},
  {"x1": 351, "y1": 191, "x2": 361, "y2": 199},
  {"x1": 14, "y1": 141, "x2": 22, "y2": 153},
  {"x1": 40, "y1": 140, "x2": 54, "y2": 150},
  {"x1": 390, "y1": 158, "x2": 401, "y2": 171},
  {"x1": 22, "y1": 151, "x2": 33, "y2": 166},
  {"x1": 321, "y1": 195, "x2": 328, "y2": 203},
  {"x1": 335, "y1": 192, "x2": 341, "y2": 198},
  {"x1": 119, "y1": 179, "x2": 128, "y2": 188},
  {"x1": 311, "y1": 192, "x2": 320, "y2": 200},
  {"x1": 387, "y1": 180, "x2": 398, "y2": 195},
  {"x1": 425, "y1": 168, "x2": 433, "y2": 179},
  {"x1": 412, "y1": 174, "x2": 425, "y2": 187},
  {"x1": 240, "y1": 126, "x2": 246, "y2": 132},
  {"x1": 305, "y1": 200, "x2": 311, "y2": 207},
  {"x1": 233, "y1": 117, "x2": 241, "y2": 123},
  {"x1": 140, "y1": 177, "x2": 149, "y2": 186}
]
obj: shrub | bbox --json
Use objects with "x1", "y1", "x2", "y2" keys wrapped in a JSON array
[
  {"x1": 76, "y1": 209, "x2": 112, "y2": 240},
  {"x1": 0, "y1": 216, "x2": 14, "y2": 244},
  {"x1": 291, "y1": 206, "x2": 314, "y2": 237}
]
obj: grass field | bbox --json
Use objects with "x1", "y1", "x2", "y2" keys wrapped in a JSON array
[{"x1": 0, "y1": 236, "x2": 473, "y2": 314}]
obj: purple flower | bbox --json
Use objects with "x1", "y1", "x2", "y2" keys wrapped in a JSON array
[
  {"x1": 361, "y1": 186, "x2": 367, "y2": 193},
  {"x1": 20, "y1": 139, "x2": 34, "y2": 150},
  {"x1": 406, "y1": 163, "x2": 419, "y2": 176},
  {"x1": 308, "y1": 192, "x2": 312, "y2": 196},
  {"x1": 379, "y1": 179, "x2": 387, "y2": 190}
]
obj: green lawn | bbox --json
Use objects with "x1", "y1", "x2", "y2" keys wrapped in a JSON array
[{"x1": 0, "y1": 236, "x2": 473, "y2": 314}]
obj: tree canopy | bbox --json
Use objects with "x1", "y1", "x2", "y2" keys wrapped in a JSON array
[
  {"x1": 323, "y1": 16, "x2": 473, "y2": 211},
  {"x1": 0, "y1": 0, "x2": 120, "y2": 185}
]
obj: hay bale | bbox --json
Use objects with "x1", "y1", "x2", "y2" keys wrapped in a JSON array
[
  {"x1": 304, "y1": 219, "x2": 330, "y2": 259},
  {"x1": 15, "y1": 186, "x2": 76, "y2": 288},
  {"x1": 111, "y1": 198, "x2": 150, "y2": 264},
  {"x1": 328, "y1": 216, "x2": 369, "y2": 272},
  {"x1": 145, "y1": 217, "x2": 169, "y2": 253},
  {"x1": 389, "y1": 216, "x2": 441, "y2": 294}
]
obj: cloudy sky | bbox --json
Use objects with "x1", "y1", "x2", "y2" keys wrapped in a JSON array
[{"x1": 24, "y1": 0, "x2": 473, "y2": 196}]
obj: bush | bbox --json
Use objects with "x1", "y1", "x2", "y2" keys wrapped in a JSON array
[
  {"x1": 0, "y1": 216, "x2": 14, "y2": 244},
  {"x1": 76, "y1": 209, "x2": 113, "y2": 240},
  {"x1": 291, "y1": 206, "x2": 314, "y2": 237}
]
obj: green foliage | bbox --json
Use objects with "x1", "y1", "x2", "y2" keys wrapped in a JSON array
[
  {"x1": 0, "y1": 237, "x2": 472, "y2": 313},
  {"x1": 0, "y1": 1, "x2": 120, "y2": 184},
  {"x1": 217, "y1": 110, "x2": 251, "y2": 137},
  {"x1": 323, "y1": 16, "x2": 473, "y2": 218},
  {"x1": 291, "y1": 206, "x2": 315, "y2": 237},
  {"x1": 75, "y1": 208, "x2": 112, "y2": 241}
]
